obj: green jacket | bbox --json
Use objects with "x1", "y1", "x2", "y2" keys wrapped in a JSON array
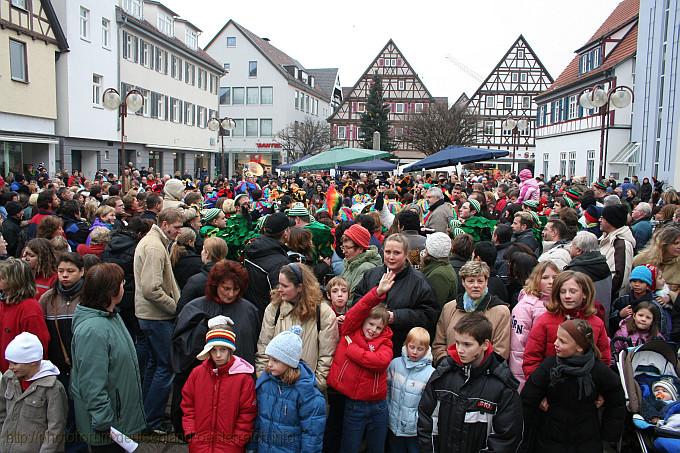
[
  {"x1": 70, "y1": 305, "x2": 146, "y2": 446},
  {"x1": 341, "y1": 246, "x2": 383, "y2": 293},
  {"x1": 305, "y1": 221, "x2": 333, "y2": 260},
  {"x1": 421, "y1": 259, "x2": 458, "y2": 308}
]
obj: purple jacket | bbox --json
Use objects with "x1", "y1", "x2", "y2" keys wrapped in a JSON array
[
  {"x1": 509, "y1": 289, "x2": 548, "y2": 389},
  {"x1": 613, "y1": 317, "x2": 658, "y2": 355}
]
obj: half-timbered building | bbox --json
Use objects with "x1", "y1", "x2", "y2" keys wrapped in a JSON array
[
  {"x1": 0, "y1": 0, "x2": 68, "y2": 177},
  {"x1": 466, "y1": 35, "x2": 553, "y2": 171},
  {"x1": 328, "y1": 39, "x2": 444, "y2": 160}
]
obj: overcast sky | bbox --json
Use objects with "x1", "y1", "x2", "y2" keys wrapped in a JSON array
[{"x1": 162, "y1": 0, "x2": 623, "y2": 104}]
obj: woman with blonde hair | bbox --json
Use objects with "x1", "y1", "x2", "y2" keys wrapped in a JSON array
[
  {"x1": 76, "y1": 226, "x2": 110, "y2": 258},
  {"x1": 633, "y1": 222, "x2": 680, "y2": 292},
  {"x1": 170, "y1": 227, "x2": 202, "y2": 289},
  {"x1": 508, "y1": 261, "x2": 559, "y2": 388},
  {"x1": 256, "y1": 263, "x2": 338, "y2": 391}
]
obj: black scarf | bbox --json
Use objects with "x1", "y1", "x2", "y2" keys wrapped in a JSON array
[
  {"x1": 549, "y1": 349, "x2": 596, "y2": 400},
  {"x1": 428, "y1": 199, "x2": 445, "y2": 212},
  {"x1": 56, "y1": 279, "x2": 84, "y2": 301}
]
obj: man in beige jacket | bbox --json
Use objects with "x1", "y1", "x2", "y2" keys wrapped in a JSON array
[{"x1": 134, "y1": 208, "x2": 182, "y2": 434}]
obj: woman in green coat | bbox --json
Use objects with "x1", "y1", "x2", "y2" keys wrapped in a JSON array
[
  {"x1": 421, "y1": 232, "x2": 458, "y2": 308},
  {"x1": 70, "y1": 263, "x2": 146, "y2": 451}
]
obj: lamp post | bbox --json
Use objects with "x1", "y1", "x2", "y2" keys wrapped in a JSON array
[
  {"x1": 208, "y1": 117, "x2": 236, "y2": 178},
  {"x1": 579, "y1": 84, "x2": 634, "y2": 180},
  {"x1": 501, "y1": 113, "x2": 529, "y2": 174},
  {"x1": 102, "y1": 88, "x2": 144, "y2": 175}
]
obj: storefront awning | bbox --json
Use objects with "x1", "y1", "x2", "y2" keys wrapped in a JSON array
[
  {"x1": 0, "y1": 135, "x2": 59, "y2": 145},
  {"x1": 145, "y1": 143, "x2": 216, "y2": 153},
  {"x1": 610, "y1": 142, "x2": 640, "y2": 165}
]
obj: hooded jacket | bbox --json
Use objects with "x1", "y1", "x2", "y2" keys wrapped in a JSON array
[
  {"x1": 387, "y1": 346, "x2": 435, "y2": 437},
  {"x1": 418, "y1": 345, "x2": 522, "y2": 453},
  {"x1": 340, "y1": 245, "x2": 383, "y2": 293},
  {"x1": 518, "y1": 177, "x2": 539, "y2": 203},
  {"x1": 70, "y1": 305, "x2": 146, "y2": 446},
  {"x1": 181, "y1": 356, "x2": 257, "y2": 453},
  {"x1": 599, "y1": 225, "x2": 636, "y2": 299},
  {"x1": 538, "y1": 240, "x2": 571, "y2": 270},
  {"x1": 177, "y1": 262, "x2": 215, "y2": 314},
  {"x1": 327, "y1": 287, "x2": 393, "y2": 401},
  {"x1": 0, "y1": 361, "x2": 67, "y2": 453},
  {"x1": 162, "y1": 178, "x2": 186, "y2": 210},
  {"x1": 564, "y1": 250, "x2": 614, "y2": 318},
  {"x1": 243, "y1": 235, "x2": 290, "y2": 317},
  {"x1": 102, "y1": 231, "x2": 138, "y2": 316},
  {"x1": 0, "y1": 297, "x2": 50, "y2": 373},
  {"x1": 253, "y1": 360, "x2": 326, "y2": 453},
  {"x1": 509, "y1": 290, "x2": 548, "y2": 388},
  {"x1": 432, "y1": 294, "x2": 511, "y2": 365}
]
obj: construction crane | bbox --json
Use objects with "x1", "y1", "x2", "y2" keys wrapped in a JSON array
[{"x1": 444, "y1": 54, "x2": 485, "y2": 84}]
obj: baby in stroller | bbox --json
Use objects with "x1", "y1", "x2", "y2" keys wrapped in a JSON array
[{"x1": 641, "y1": 378, "x2": 678, "y2": 425}]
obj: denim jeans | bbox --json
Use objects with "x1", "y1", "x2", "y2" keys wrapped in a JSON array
[
  {"x1": 340, "y1": 399, "x2": 388, "y2": 453},
  {"x1": 388, "y1": 430, "x2": 419, "y2": 453},
  {"x1": 138, "y1": 319, "x2": 174, "y2": 428}
]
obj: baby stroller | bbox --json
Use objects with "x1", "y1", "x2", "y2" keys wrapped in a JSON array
[{"x1": 617, "y1": 339, "x2": 680, "y2": 453}]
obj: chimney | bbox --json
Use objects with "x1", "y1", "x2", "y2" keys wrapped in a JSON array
[{"x1": 262, "y1": 37, "x2": 270, "y2": 42}]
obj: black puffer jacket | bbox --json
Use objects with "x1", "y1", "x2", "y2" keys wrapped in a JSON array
[
  {"x1": 176, "y1": 262, "x2": 214, "y2": 315},
  {"x1": 563, "y1": 250, "x2": 611, "y2": 282},
  {"x1": 353, "y1": 264, "x2": 439, "y2": 357},
  {"x1": 521, "y1": 355, "x2": 625, "y2": 453},
  {"x1": 101, "y1": 231, "x2": 139, "y2": 334},
  {"x1": 418, "y1": 347, "x2": 522, "y2": 453},
  {"x1": 243, "y1": 235, "x2": 290, "y2": 317},
  {"x1": 172, "y1": 249, "x2": 202, "y2": 289}
]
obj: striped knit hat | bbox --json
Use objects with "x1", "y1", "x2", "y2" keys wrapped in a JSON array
[
  {"x1": 201, "y1": 208, "x2": 221, "y2": 224},
  {"x1": 287, "y1": 202, "x2": 309, "y2": 217},
  {"x1": 593, "y1": 180, "x2": 608, "y2": 191},
  {"x1": 468, "y1": 199, "x2": 481, "y2": 213},
  {"x1": 523, "y1": 199, "x2": 539, "y2": 210},
  {"x1": 528, "y1": 210, "x2": 541, "y2": 227},
  {"x1": 451, "y1": 227, "x2": 466, "y2": 237},
  {"x1": 563, "y1": 196, "x2": 576, "y2": 208},
  {"x1": 564, "y1": 188, "x2": 581, "y2": 202},
  {"x1": 196, "y1": 316, "x2": 237, "y2": 360}
]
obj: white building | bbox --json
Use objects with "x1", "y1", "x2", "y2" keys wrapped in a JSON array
[
  {"x1": 205, "y1": 20, "x2": 339, "y2": 176},
  {"x1": 632, "y1": 0, "x2": 680, "y2": 188},
  {"x1": 534, "y1": 0, "x2": 638, "y2": 183}
]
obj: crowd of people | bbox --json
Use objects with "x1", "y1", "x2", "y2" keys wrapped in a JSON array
[{"x1": 0, "y1": 163, "x2": 679, "y2": 452}]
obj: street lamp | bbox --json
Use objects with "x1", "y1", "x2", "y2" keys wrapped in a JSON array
[
  {"x1": 579, "y1": 84, "x2": 634, "y2": 180},
  {"x1": 208, "y1": 117, "x2": 236, "y2": 178},
  {"x1": 102, "y1": 88, "x2": 144, "y2": 175},
  {"x1": 502, "y1": 113, "x2": 529, "y2": 174}
]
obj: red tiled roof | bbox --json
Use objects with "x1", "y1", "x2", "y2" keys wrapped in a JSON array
[
  {"x1": 538, "y1": 5, "x2": 638, "y2": 98},
  {"x1": 580, "y1": 0, "x2": 639, "y2": 50}
]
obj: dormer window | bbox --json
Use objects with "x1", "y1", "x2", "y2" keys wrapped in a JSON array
[
  {"x1": 579, "y1": 47, "x2": 601, "y2": 75},
  {"x1": 301, "y1": 71, "x2": 308, "y2": 83},
  {"x1": 185, "y1": 30, "x2": 198, "y2": 50},
  {"x1": 157, "y1": 13, "x2": 173, "y2": 36},
  {"x1": 122, "y1": 0, "x2": 142, "y2": 19}
]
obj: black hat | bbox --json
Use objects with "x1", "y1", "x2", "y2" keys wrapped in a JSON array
[
  {"x1": 5, "y1": 201, "x2": 23, "y2": 217},
  {"x1": 601, "y1": 204, "x2": 627, "y2": 229},
  {"x1": 263, "y1": 212, "x2": 289, "y2": 235}
]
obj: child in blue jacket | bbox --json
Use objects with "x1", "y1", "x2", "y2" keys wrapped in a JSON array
[{"x1": 254, "y1": 326, "x2": 326, "y2": 452}]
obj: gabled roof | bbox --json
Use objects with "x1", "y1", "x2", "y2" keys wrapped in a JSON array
[
  {"x1": 537, "y1": 3, "x2": 638, "y2": 99},
  {"x1": 307, "y1": 68, "x2": 340, "y2": 102},
  {"x1": 175, "y1": 18, "x2": 202, "y2": 34},
  {"x1": 143, "y1": 0, "x2": 179, "y2": 17},
  {"x1": 342, "y1": 87, "x2": 353, "y2": 99},
  {"x1": 205, "y1": 20, "x2": 327, "y2": 99},
  {"x1": 578, "y1": 0, "x2": 639, "y2": 51},
  {"x1": 433, "y1": 97, "x2": 449, "y2": 105}
]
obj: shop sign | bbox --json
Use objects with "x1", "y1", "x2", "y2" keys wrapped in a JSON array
[{"x1": 256, "y1": 143, "x2": 282, "y2": 149}]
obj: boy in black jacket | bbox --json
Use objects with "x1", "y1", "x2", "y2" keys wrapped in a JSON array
[{"x1": 418, "y1": 313, "x2": 522, "y2": 453}]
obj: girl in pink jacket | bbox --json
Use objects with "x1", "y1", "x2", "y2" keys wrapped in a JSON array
[
  {"x1": 509, "y1": 261, "x2": 559, "y2": 389},
  {"x1": 517, "y1": 169, "x2": 540, "y2": 203}
]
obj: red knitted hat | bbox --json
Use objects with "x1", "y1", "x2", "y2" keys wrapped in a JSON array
[{"x1": 344, "y1": 224, "x2": 370, "y2": 250}]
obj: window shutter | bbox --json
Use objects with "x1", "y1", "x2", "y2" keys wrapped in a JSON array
[
  {"x1": 164, "y1": 52, "x2": 169, "y2": 74},
  {"x1": 122, "y1": 31, "x2": 128, "y2": 59},
  {"x1": 578, "y1": 104, "x2": 583, "y2": 118},
  {"x1": 133, "y1": 37, "x2": 139, "y2": 63},
  {"x1": 150, "y1": 92, "x2": 158, "y2": 118}
]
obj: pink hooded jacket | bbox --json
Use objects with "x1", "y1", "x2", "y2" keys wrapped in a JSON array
[
  {"x1": 509, "y1": 289, "x2": 548, "y2": 389},
  {"x1": 517, "y1": 169, "x2": 540, "y2": 203}
]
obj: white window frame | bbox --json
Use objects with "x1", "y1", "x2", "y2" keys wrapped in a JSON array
[
  {"x1": 141, "y1": 89, "x2": 150, "y2": 117},
  {"x1": 398, "y1": 80, "x2": 405, "y2": 90},
  {"x1": 172, "y1": 99, "x2": 180, "y2": 123},
  {"x1": 504, "y1": 96, "x2": 513, "y2": 109},
  {"x1": 512, "y1": 73, "x2": 519, "y2": 83},
  {"x1": 568, "y1": 95, "x2": 577, "y2": 119},
  {"x1": 357, "y1": 102, "x2": 366, "y2": 112},
  {"x1": 391, "y1": 58, "x2": 397, "y2": 66},
  {"x1": 248, "y1": 61, "x2": 257, "y2": 78},
  {"x1": 395, "y1": 103, "x2": 405, "y2": 114},
  {"x1": 484, "y1": 121, "x2": 494, "y2": 135},
  {"x1": 101, "y1": 18, "x2": 110, "y2": 49},
  {"x1": 141, "y1": 41, "x2": 150, "y2": 68},
  {"x1": 122, "y1": 0, "x2": 142, "y2": 18},
  {"x1": 486, "y1": 95, "x2": 495, "y2": 109},
  {"x1": 185, "y1": 30, "x2": 198, "y2": 50},
  {"x1": 414, "y1": 103, "x2": 424, "y2": 113},
  {"x1": 245, "y1": 119, "x2": 258, "y2": 137},
  {"x1": 185, "y1": 102, "x2": 194, "y2": 126},
  {"x1": 92, "y1": 74, "x2": 102, "y2": 106},
  {"x1": 226, "y1": 36, "x2": 236, "y2": 47},
  {"x1": 337, "y1": 126, "x2": 346, "y2": 139},
  {"x1": 517, "y1": 50, "x2": 525, "y2": 59},
  {"x1": 125, "y1": 34, "x2": 134, "y2": 61},
  {"x1": 219, "y1": 87, "x2": 230, "y2": 105},
  {"x1": 10, "y1": 0, "x2": 27, "y2": 9},
  {"x1": 260, "y1": 119, "x2": 273, "y2": 137},
  {"x1": 559, "y1": 152, "x2": 567, "y2": 176},
  {"x1": 9, "y1": 39, "x2": 27, "y2": 82},
  {"x1": 223, "y1": 63, "x2": 230, "y2": 73},
  {"x1": 543, "y1": 153, "x2": 549, "y2": 178},
  {"x1": 520, "y1": 72, "x2": 527, "y2": 83},
  {"x1": 157, "y1": 94, "x2": 166, "y2": 120},
  {"x1": 79, "y1": 7, "x2": 90, "y2": 41},
  {"x1": 522, "y1": 96, "x2": 531, "y2": 109},
  {"x1": 232, "y1": 87, "x2": 245, "y2": 105},
  {"x1": 246, "y1": 87, "x2": 259, "y2": 105},
  {"x1": 157, "y1": 13, "x2": 173, "y2": 36},
  {"x1": 261, "y1": 86, "x2": 273, "y2": 104},
  {"x1": 197, "y1": 106, "x2": 206, "y2": 128},
  {"x1": 568, "y1": 151, "x2": 576, "y2": 178}
]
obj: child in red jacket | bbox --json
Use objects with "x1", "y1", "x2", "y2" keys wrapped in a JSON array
[
  {"x1": 327, "y1": 270, "x2": 395, "y2": 453},
  {"x1": 181, "y1": 316, "x2": 257, "y2": 452}
]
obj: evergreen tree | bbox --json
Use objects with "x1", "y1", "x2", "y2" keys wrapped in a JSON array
[{"x1": 360, "y1": 74, "x2": 393, "y2": 151}]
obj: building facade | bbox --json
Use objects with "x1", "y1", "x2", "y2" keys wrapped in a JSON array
[
  {"x1": 328, "y1": 40, "x2": 441, "y2": 161},
  {"x1": 466, "y1": 35, "x2": 553, "y2": 170},
  {"x1": 535, "y1": 0, "x2": 638, "y2": 182},
  {"x1": 0, "y1": 0, "x2": 68, "y2": 178},
  {"x1": 632, "y1": 0, "x2": 680, "y2": 187},
  {"x1": 205, "y1": 20, "x2": 337, "y2": 176}
]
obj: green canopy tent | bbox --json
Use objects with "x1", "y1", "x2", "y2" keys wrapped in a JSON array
[{"x1": 290, "y1": 147, "x2": 392, "y2": 171}]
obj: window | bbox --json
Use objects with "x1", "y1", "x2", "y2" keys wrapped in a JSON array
[
  {"x1": 232, "y1": 87, "x2": 245, "y2": 104},
  {"x1": 520, "y1": 72, "x2": 527, "y2": 83},
  {"x1": 185, "y1": 62, "x2": 195, "y2": 85},
  {"x1": 248, "y1": 61, "x2": 257, "y2": 77},
  {"x1": 486, "y1": 95, "x2": 495, "y2": 109},
  {"x1": 197, "y1": 69, "x2": 206, "y2": 90},
  {"x1": 171, "y1": 98, "x2": 180, "y2": 123},
  {"x1": 226, "y1": 36, "x2": 236, "y2": 47},
  {"x1": 579, "y1": 48, "x2": 601, "y2": 74},
  {"x1": 223, "y1": 63, "x2": 230, "y2": 73},
  {"x1": 568, "y1": 95, "x2": 577, "y2": 119},
  {"x1": 185, "y1": 30, "x2": 198, "y2": 50},
  {"x1": 517, "y1": 50, "x2": 525, "y2": 59},
  {"x1": 10, "y1": 0, "x2": 27, "y2": 9},
  {"x1": 171, "y1": 56, "x2": 181, "y2": 80},
  {"x1": 512, "y1": 73, "x2": 519, "y2": 83},
  {"x1": 233, "y1": 119, "x2": 244, "y2": 136},
  {"x1": 141, "y1": 41, "x2": 150, "y2": 68},
  {"x1": 123, "y1": 32, "x2": 136, "y2": 61},
  {"x1": 504, "y1": 96, "x2": 513, "y2": 109},
  {"x1": 337, "y1": 126, "x2": 346, "y2": 139},
  {"x1": 80, "y1": 7, "x2": 90, "y2": 40},
  {"x1": 101, "y1": 18, "x2": 110, "y2": 49},
  {"x1": 294, "y1": 91, "x2": 299, "y2": 110},
  {"x1": 155, "y1": 48, "x2": 165, "y2": 73},
  {"x1": 559, "y1": 152, "x2": 567, "y2": 176},
  {"x1": 210, "y1": 75, "x2": 217, "y2": 94},
  {"x1": 357, "y1": 102, "x2": 366, "y2": 112},
  {"x1": 395, "y1": 103, "x2": 404, "y2": 114},
  {"x1": 219, "y1": 87, "x2": 231, "y2": 105},
  {"x1": 157, "y1": 13, "x2": 173, "y2": 36},
  {"x1": 484, "y1": 121, "x2": 494, "y2": 135},
  {"x1": 415, "y1": 103, "x2": 424, "y2": 113},
  {"x1": 9, "y1": 39, "x2": 27, "y2": 82},
  {"x1": 568, "y1": 152, "x2": 576, "y2": 178},
  {"x1": 197, "y1": 106, "x2": 206, "y2": 128},
  {"x1": 587, "y1": 150, "x2": 595, "y2": 184},
  {"x1": 522, "y1": 96, "x2": 531, "y2": 109},
  {"x1": 157, "y1": 94, "x2": 166, "y2": 120},
  {"x1": 246, "y1": 87, "x2": 259, "y2": 104},
  {"x1": 122, "y1": 0, "x2": 142, "y2": 18},
  {"x1": 398, "y1": 80, "x2": 405, "y2": 90},
  {"x1": 246, "y1": 119, "x2": 258, "y2": 136},
  {"x1": 260, "y1": 119, "x2": 273, "y2": 137},
  {"x1": 261, "y1": 87, "x2": 273, "y2": 104},
  {"x1": 185, "y1": 102, "x2": 194, "y2": 126},
  {"x1": 552, "y1": 100, "x2": 560, "y2": 123},
  {"x1": 543, "y1": 153, "x2": 549, "y2": 178},
  {"x1": 520, "y1": 122, "x2": 530, "y2": 136},
  {"x1": 92, "y1": 74, "x2": 102, "y2": 105}
]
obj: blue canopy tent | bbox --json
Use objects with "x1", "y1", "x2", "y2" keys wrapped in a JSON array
[
  {"x1": 402, "y1": 146, "x2": 510, "y2": 172},
  {"x1": 337, "y1": 159, "x2": 397, "y2": 172}
]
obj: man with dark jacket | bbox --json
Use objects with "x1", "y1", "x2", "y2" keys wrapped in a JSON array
[
  {"x1": 243, "y1": 212, "x2": 290, "y2": 317},
  {"x1": 176, "y1": 237, "x2": 228, "y2": 314},
  {"x1": 511, "y1": 211, "x2": 539, "y2": 256},
  {"x1": 1, "y1": 202, "x2": 23, "y2": 257},
  {"x1": 141, "y1": 194, "x2": 162, "y2": 223},
  {"x1": 631, "y1": 202, "x2": 653, "y2": 253}
]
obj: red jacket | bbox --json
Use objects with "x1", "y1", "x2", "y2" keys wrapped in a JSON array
[
  {"x1": 34, "y1": 273, "x2": 57, "y2": 300},
  {"x1": 328, "y1": 287, "x2": 393, "y2": 401},
  {"x1": 522, "y1": 310, "x2": 611, "y2": 379},
  {"x1": 181, "y1": 356, "x2": 257, "y2": 453},
  {"x1": 0, "y1": 298, "x2": 50, "y2": 372},
  {"x1": 76, "y1": 243, "x2": 105, "y2": 258}
]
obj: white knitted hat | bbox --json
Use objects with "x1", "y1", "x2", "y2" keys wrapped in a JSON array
[
  {"x1": 5, "y1": 332, "x2": 43, "y2": 364},
  {"x1": 426, "y1": 232, "x2": 452, "y2": 259}
]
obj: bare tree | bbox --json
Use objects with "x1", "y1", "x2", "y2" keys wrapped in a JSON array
[
  {"x1": 276, "y1": 118, "x2": 331, "y2": 162},
  {"x1": 403, "y1": 103, "x2": 479, "y2": 155}
]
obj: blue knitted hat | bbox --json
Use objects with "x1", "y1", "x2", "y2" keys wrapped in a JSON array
[{"x1": 629, "y1": 266, "x2": 653, "y2": 286}]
